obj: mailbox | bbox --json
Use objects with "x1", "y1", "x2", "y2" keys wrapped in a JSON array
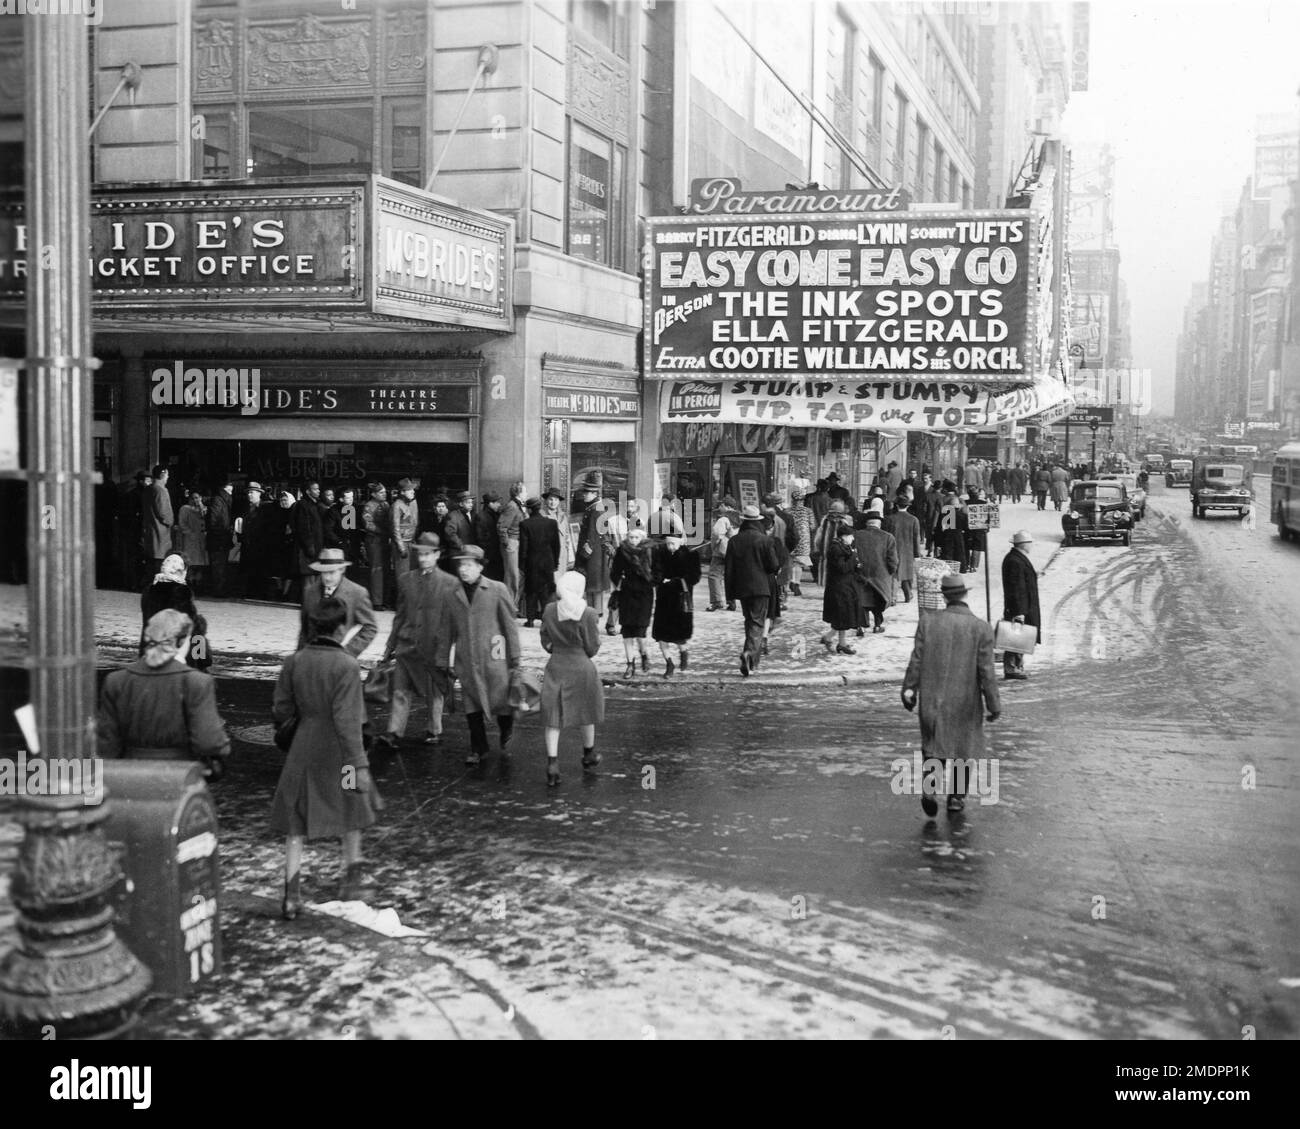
[{"x1": 101, "y1": 761, "x2": 222, "y2": 997}]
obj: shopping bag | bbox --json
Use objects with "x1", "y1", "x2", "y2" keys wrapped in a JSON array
[{"x1": 994, "y1": 619, "x2": 1037, "y2": 655}]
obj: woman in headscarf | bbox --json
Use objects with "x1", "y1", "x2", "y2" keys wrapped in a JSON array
[
  {"x1": 786, "y1": 487, "x2": 814, "y2": 597},
  {"x1": 538, "y1": 571, "x2": 605, "y2": 787},
  {"x1": 177, "y1": 489, "x2": 209, "y2": 593},
  {"x1": 609, "y1": 525, "x2": 655, "y2": 677},
  {"x1": 98, "y1": 608, "x2": 229, "y2": 778},
  {"x1": 812, "y1": 499, "x2": 852, "y2": 585},
  {"x1": 651, "y1": 533, "x2": 701, "y2": 677},
  {"x1": 141, "y1": 552, "x2": 211, "y2": 671}
]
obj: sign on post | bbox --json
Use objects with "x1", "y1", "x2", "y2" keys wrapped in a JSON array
[{"x1": 966, "y1": 503, "x2": 1001, "y2": 530}]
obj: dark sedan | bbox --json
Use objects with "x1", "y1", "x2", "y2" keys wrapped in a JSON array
[{"x1": 1062, "y1": 481, "x2": 1135, "y2": 547}]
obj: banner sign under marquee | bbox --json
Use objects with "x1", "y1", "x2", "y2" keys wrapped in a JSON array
[
  {"x1": 645, "y1": 208, "x2": 1037, "y2": 384},
  {"x1": 659, "y1": 378, "x2": 1071, "y2": 431}
]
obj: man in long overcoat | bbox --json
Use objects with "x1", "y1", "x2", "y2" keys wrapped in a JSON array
[
  {"x1": 374, "y1": 532, "x2": 459, "y2": 754},
  {"x1": 206, "y1": 481, "x2": 234, "y2": 596},
  {"x1": 442, "y1": 490, "x2": 478, "y2": 568},
  {"x1": 1000, "y1": 529, "x2": 1041, "y2": 680},
  {"x1": 723, "y1": 505, "x2": 780, "y2": 675},
  {"x1": 901, "y1": 573, "x2": 1002, "y2": 815},
  {"x1": 297, "y1": 547, "x2": 378, "y2": 658},
  {"x1": 572, "y1": 480, "x2": 611, "y2": 622},
  {"x1": 852, "y1": 512, "x2": 899, "y2": 631},
  {"x1": 291, "y1": 480, "x2": 327, "y2": 581},
  {"x1": 446, "y1": 544, "x2": 521, "y2": 765},
  {"x1": 884, "y1": 497, "x2": 922, "y2": 602},
  {"x1": 144, "y1": 464, "x2": 175, "y2": 574},
  {"x1": 518, "y1": 496, "x2": 560, "y2": 625}
]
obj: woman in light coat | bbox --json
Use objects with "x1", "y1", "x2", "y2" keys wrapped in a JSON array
[{"x1": 539, "y1": 571, "x2": 605, "y2": 787}]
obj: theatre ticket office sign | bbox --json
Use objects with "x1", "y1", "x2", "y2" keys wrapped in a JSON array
[{"x1": 644, "y1": 183, "x2": 1037, "y2": 385}]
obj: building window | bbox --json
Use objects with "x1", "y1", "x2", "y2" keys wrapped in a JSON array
[
  {"x1": 915, "y1": 119, "x2": 930, "y2": 196},
  {"x1": 567, "y1": 119, "x2": 624, "y2": 269},
  {"x1": 893, "y1": 87, "x2": 908, "y2": 177},
  {"x1": 933, "y1": 140, "x2": 945, "y2": 199},
  {"x1": 248, "y1": 103, "x2": 372, "y2": 178},
  {"x1": 191, "y1": 1, "x2": 427, "y2": 183},
  {"x1": 569, "y1": 0, "x2": 629, "y2": 58},
  {"x1": 829, "y1": 10, "x2": 855, "y2": 185},
  {"x1": 868, "y1": 53, "x2": 885, "y2": 134},
  {"x1": 948, "y1": 161, "x2": 958, "y2": 204},
  {"x1": 961, "y1": 180, "x2": 971, "y2": 210}
]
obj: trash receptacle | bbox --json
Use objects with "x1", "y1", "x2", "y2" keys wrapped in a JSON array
[{"x1": 101, "y1": 761, "x2": 221, "y2": 997}]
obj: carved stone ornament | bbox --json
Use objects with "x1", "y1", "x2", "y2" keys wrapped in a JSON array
[
  {"x1": 194, "y1": 17, "x2": 236, "y2": 95},
  {"x1": 384, "y1": 8, "x2": 427, "y2": 85},
  {"x1": 247, "y1": 14, "x2": 372, "y2": 91},
  {"x1": 567, "y1": 39, "x2": 630, "y2": 143}
]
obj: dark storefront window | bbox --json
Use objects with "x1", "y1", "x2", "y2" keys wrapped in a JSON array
[{"x1": 570, "y1": 440, "x2": 632, "y2": 504}]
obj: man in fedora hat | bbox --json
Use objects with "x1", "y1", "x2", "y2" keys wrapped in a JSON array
[
  {"x1": 444, "y1": 544, "x2": 521, "y2": 765},
  {"x1": 373, "y1": 531, "x2": 459, "y2": 755},
  {"x1": 853, "y1": 510, "x2": 899, "y2": 633},
  {"x1": 541, "y1": 486, "x2": 575, "y2": 582},
  {"x1": 705, "y1": 495, "x2": 739, "y2": 612},
  {"x1": 724, "y1": 504, "x2": 780, "y2": 676},
  {"x1": 901, "y1": 572, "x2": 1001, "y2": 816},
  {"x1": 824, "y1": 471, "x2": 854, "y2": 511},
  {"x1": 1000, "y1": 530, "x2": 1040, "y2": 680},
  {"x1": 298, "y1": 547, "x2": 378, "y2": 658}
]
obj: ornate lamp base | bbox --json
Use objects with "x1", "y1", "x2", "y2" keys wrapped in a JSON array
[{"x1": 0, "y1": 792, "x2": 152, "y2": 1040}]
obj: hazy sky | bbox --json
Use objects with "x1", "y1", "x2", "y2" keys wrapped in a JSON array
[{"x1": 1063, "y1": 0, "x2": 1300, "y2": 413}]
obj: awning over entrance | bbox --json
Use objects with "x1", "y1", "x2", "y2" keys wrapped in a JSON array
[
  {"x1": 0, "y1": 175, "x2": 514, "y2": 334},
  {"x1": 658, "y1": 376, "x2": 1073, "y2": 431}
]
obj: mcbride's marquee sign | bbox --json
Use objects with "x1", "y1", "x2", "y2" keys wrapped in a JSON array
[
  {"x1": 659, "y1": 377, "x2": 1071, "y2": 431},
  {"x1": 0, "y1": 175, "x2": 513, "y2": 332},
  {"x1": 645, "y1": 207, "x2": 1037, "y2": 384}
]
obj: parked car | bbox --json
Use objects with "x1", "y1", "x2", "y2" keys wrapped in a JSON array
[
  {"x1": 1062, "y1": 480, "x2": 1135, "y2": 546},
  {"x1": 1099, "y1": 473, "x2": 1146, "y2": 520},
  {"x1": 1166, "y1": 458, "x2": 1193, "y2": 487},
  {"x1": 1191, "y1": 456, "x2": 1254, "y2": 519}
]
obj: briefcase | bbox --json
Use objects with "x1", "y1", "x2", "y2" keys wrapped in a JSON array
[{"x1": 994, "y1": 619, "x2": 1037, "y2": 655}]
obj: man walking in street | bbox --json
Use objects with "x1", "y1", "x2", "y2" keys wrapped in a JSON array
[
  {"x1": 1001, "y1": 530, "x2": 1040, "y2": 680},
  {"x1": 373, "y1": 532, "x2": 458, "y2": 759},
  {"x1": 518, "y1": 495, "x2": 559, "y2": 627},
  {"x1": 446, "y1": 544, "x2": 521, "y2": 766},
  {"x1": 144, "y1": 464, "x2": 174, "y2": 575},
  {"x1": 298, "y1": 547, "x2": 378, "y2": 659},
  {"x1": 724, "y1": 504, "x2": 780, "y2": 676},
  {"x1": 573, "y1": 478, "x2": 612, "y2": 628},
  {"x1": 901, "y1": 573, "x2": 1001, "y2": 816},
  {"x1": 886, "y1": 496, "x2": 921, "y2": 602}
]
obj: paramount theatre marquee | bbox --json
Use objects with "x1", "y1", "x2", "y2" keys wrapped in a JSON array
[{"x1": 645, "y1": 178, "x2": 1066, "y2": 430}]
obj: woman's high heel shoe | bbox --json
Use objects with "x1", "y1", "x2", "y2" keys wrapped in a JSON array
[
  {"x1": 663, "y1": 657, "x2": 675, "y2": 678},
  {"x1": 581, "y1": 747, "x2": 601, "y2": 768},
  {"x1": 281, "y1": 874, "x2": 303, "y2": 921},
  {"x1": 624, "y1": 660, "x2": 636, "y2": 678},
  {"x1": 546, "y1": 760, "x2": 561, "y2": 787},
  {"x1": 835, "y1": 644, "x2": 857, "y2": 655},
  {"x1": 640, "y1": 652, "x2": 649, "y2": 672}
]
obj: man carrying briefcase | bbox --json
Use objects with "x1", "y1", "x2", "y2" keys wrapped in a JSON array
[{"x1": 1000, "y1": 530, "x2": 1040, "y2": 680}]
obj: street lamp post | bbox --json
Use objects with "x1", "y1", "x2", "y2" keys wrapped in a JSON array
[{"x1": 0, "y1": 12, "x2": 151, "y2": 1039}]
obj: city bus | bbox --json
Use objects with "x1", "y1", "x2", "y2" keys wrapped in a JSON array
[
  {"x1": 1219, "y1": 444, "x2": 1259, "y2": 460},
  {"x1": 1271, "y1": 442, "x2": 1300, "y2": 541}
]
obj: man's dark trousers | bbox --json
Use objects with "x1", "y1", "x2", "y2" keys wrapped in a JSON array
[
  {"x1": 467, "y1": 710, "x2": 513, "y2": 754},
  {"x1": 740, "y1": 596, "x2": 768, "y2": 670}
]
